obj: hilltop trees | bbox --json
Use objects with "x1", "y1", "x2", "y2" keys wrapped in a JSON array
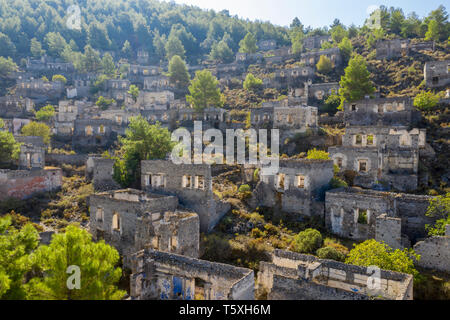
[
  {"x1": 168, "y1": 55, "x2": 190, "y2": 89},
  {"x1": 210, "y1": 40, "x2": 234, "y2": 63},
  {"x1": 186, "y1": 70, "x2": 224, "y2": 111},
  {"x1": 338, "y1": 54, "x2": 375, "y2": 108}
]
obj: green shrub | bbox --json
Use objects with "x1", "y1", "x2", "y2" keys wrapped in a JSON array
[
  {"x1": 316, "y1": 246, "x2": 346, "y2": 262},
  {"x1": 293, "y1": 228, "x2": 323, "y2": 254},
  {"x1": 238, "y1": 184, "x2": 251, "y2": 193}
]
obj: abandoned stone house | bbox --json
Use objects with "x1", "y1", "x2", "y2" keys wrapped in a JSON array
[
  {"x1": 273, "y1": 105, "x2": 319, "y2": 133},
  {"x1": 1, "y1": 118, "x2": 31, "y2": 135},
  {"x1": 257, "y1": 249, "x2": 413, "y2": 300},
  {"x1": 87, "y1": 157, "x2": 120, "y2": 192},
  {"x1": 16, "y1": 79, "x2": 64, "y2": 103},
  {"x1": 258, "y1": 39, "x2": 277, "y2": 51},
  {"x1": 300, "y1": 47, "x2": 343, "y2": 68},
  {"x1": 177, "y1": 107, "x2": 227, "y2": 130},
  {"x1": 252, "y1": 159, "x2": 334, "y2": 217},
  {"x1": 104, "y1": 79, "x2": 130, "y2": 101},
  {"x1": 325, "y1": 187, "x2": 436, "y2": 248},
  {"x1": 424, "y1": 60, "x2": 450, "y2": 88},
  {"x1": 376, "y1": 39, "x2": 435, "y2": 60},
  {"x1": 143, "y1": 75, "x2": 172, "y2": 91},
  {"x1": 303, "y1": 35, "x2": 332, "y2": 51},
  {"x1": 136, "y1": 49, "x2": 150, "y2": 65},
  {"x1": 70, "y1": 73, "x2": 97, "y2": 98},
  {"x1": 235, "y1": 52, "x2": 264, "y2": 65},
  {"x1": 15, "y1": 136, "x2": 46, "y2": 170},
  {"x1": 251, "y1": 104, "x2": 318, "y2": 134},
  {"x1": 130, "y1": 249, "x2": 254, "y2": 300},
  {"x1": 343, "y1": 97, "x2": 421, "y2": 126},
  {"x1": 72, "y1": 119, "x2": 116, "y2": 152},
  {"x1": 127, "y1": 64, "x2": 161, "y2": 84},
  {"x1": 126, "y1": 90, "x2": 175, "y2": 110},
  {"x1": 99, "y1": 108, "x2": 140, "y2": 133},
  {"x1": 210, "y1": 63, "x2": 246, "y2": 80},
  {"x1": 25, "y1": 56, "x2": 74, "y2": 74},
  {"x1": 89, "y1": 189, "x2": 200, "y2": 267},
  {"x1": 328, "y1": 126, "x2": 426, "y2": 191},
  {"x1": 413, "y1": 225, "x2": 450, "y2": 273},
  {"x1": 264, "y1": 66, "x2": 315, "y2": 89},
  {"x1": 289, "y1": 82, "x2": 340, "y2": 104},
  {"x1": 141, "y1": 160, "x2": 230, "y2": 233},
  {"x1": 0, "y1": 96, "x2": 34, "y2": 118}
]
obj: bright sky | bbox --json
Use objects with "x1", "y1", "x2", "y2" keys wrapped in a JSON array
[{"x1": 163, "y1": 0, "x2": 446, "y2": 28}]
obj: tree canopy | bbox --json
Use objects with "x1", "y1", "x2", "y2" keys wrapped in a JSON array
[{"x1": 186, "y1": 70, "x2": 224, "y2": 111}]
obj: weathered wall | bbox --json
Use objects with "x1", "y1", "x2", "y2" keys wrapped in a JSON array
[{"x1": 413, "y1": 233, "x2": 450, "y2": 273}]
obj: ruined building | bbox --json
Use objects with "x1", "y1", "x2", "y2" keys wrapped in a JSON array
[
  {"x1": 141, "y1": 160, "x2": 230, "y2": 232},
  {"x1": 89, "y1": 189, "x2": 200, "y2": 267},
  {"x1": 15, "y1": 136, "x2": 46, "y2": 170},
  {"x1": 303, "y1": 35, "x2": 332, "y2": 50},
  {"x1": 72, "y1": 119, "x2": 116, "y2": 152},
  {"x1": 328, "y1": 126, "x2": 426, "y2": 191},
  {"x1": 252, "y1": 159, "x2": 334, "y2": 217},
  {"x1": 130, "y1": 249, "x2": 254, "y2": 300},
  {"x1": 376, "y1": 39, "x2": 435, "y2": 60},
  {"x1": 424, "y1": 60, "x2": 450, "y2": 88},
  {"x1": 343, "y1": 97, "x2": 421, "y2": 126},
  {"x1": 325, "y1": 187, "x2": 436, "y2": 248},
  {"x1": 257, "y1": 249, "x2": 413, "y2": 300}
]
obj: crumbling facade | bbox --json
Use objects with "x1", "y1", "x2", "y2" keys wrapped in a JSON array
[
  {"x1": 252, "y1": 159, "x2": 334, "y2": 217},
  {"x1": 325, "y1": 187, "x2": 435, "y2": 247},
  {"x1": 413, "y1": 226, "x2": 450, "y2": 273},
  {"x1": 303, "y1": 35, "x2": 332, "y2": 50},
  {"x1": 257, "y1": 249, "x2": 413, "y2": 300},
  {"x1": 72, "y1": 119, "x2": 116, "y2": 152},
  {"x1": 89, "y1": 189, "x2": 200, "y2": 267},
  {"x1": 130, "y1": 249, "x2": 254, "y2": 300},
  {"x1": 141, "y1": 160, "x2": 230, "y2": 232},
  {"x1": 343, "y1": 97, "x2": 420, "y2": 126},
  {"x1": 15, "y1": 136, "x2": 46, "y2": 169},
  {"x1": 329, "y1": 126, "x2": 426, "y2": 191},
  {"x1": 376, "y1": 39, "x2": 435, "y2": 60},
  {"x1": 0, "y1": 167, "x2": 62, "y2": 201}
]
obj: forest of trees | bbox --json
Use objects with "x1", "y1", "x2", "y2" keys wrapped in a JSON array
[{"x1": 0, "y1": 0, "x2": 448, "y2": 68}]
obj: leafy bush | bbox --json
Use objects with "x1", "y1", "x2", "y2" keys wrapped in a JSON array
[
  {"x1": 346, "y1": 239, "x2": 420, "y2": 279},
  {"x1": 293, "y1": 228, "x2": 323, "y2": 254},
  {"x1": 330, "y1": 177, "x2": 348, "y2": 188},
  {"x1": 414, "y1": 91, "x2": 440, "y2": 111},
  {"x1": 316, "y1": 55, "x2": 332, "y2": 74},
  {"x1": 243, "y1": 73, "x2": 263, "y2": 91},
  {"x1": 316, "y1": 246, "x2": 346, "y2": 262},
  {"x1": 306, "y1": 148, "x2": 330, "y2": 160},
  {"x1": 238, "y1": 184, "x2": 251, "y2": 193}
]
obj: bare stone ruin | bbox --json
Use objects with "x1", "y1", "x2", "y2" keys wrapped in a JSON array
[{"x1": 257, "y1": 249, "x2": 413, "y2": 300}]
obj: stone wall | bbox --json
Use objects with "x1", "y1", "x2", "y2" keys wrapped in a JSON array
[
  {"x1": 88, "y1": 157, "x2": 120, "y2": 192},
  {"x1": 141, "y1": 160, "x2": 230, "y2": 232},
  {"x1": 0, "y1": 168, "x2": 62, "y2": 200}
]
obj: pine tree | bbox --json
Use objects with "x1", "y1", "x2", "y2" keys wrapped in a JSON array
[
  {"x1": 165, "y1": 35, "x2": 186, "y2": 61},
  {"x1": 316, "y1": 55, "x2": 333, "y2": 74},
  {"x1": 339, "y1": 54, "x2": 375, "y2": 107},
  {"x1": 239, "y1": 32, "x2": 258, "y2": 53},
  {"x1": 168, "y1": 55, "x2": 190, "y2": 89}
]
